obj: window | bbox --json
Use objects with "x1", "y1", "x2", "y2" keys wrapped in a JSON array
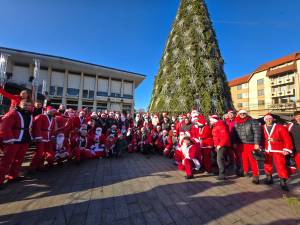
[
  {"x1": 242, "y1": 93, "x2": 248, "y2": 98},
  {"x1": 237, "y1": 94, "x2": 242, "y2": 99},
  {"x1": 257, "y1": 79, "x2": 264, "y2": 85},
  {"x1": 237, "y1": 85, "x2": 242, "y2": 90},
  {"x1": 257, "y1": 89, "x2": 264, "y2": 96},
  {"x1": 258, "y1": 100, "x2": 265, "y2": 106},
  {"x1": 97, "y1": 78, "x2": 109, "y2": 97},
  {"x1": 50, "y1": 71, "x2": 64, "y2": 96},
  {"x1": 242, "y1": 83, "x2": 248, "y2": 89},
  {"x1": 281, "y1": 98, "x2": 288, "y2": 104},
  {"x1": 237, "y1": 103, "x2": 243, "y2": 108},
  {"x1": 67, "y1": 88, "x2": 79, "y2": 96}
]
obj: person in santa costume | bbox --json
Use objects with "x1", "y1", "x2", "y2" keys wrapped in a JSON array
[
  {"x1": 134, "y1": 113, "x2": 144, "y2": 129},
  {"x1": 210, "y1": 114, "x2": 231, "y2": 180},
  {"x1": 263, "y1": 114, "x2": 293, "y2": 191},
  {"x1": 154, "y1": 129, "x2": 169, "y2": 154},
  {"x1": 105, "y1": 133, "x2": 118, "y2": 157},
  {"x1": 0, "y1": 88, "x2": 31, "y2": 111},
  {"x1": 138, "y1": 127, "x2": 153, "y2": 154},
  {"x1": 234, "y1": 109, "x2": 262, "y2": 184},
  {"x1": 70, "y1": 124, "x2": 94, "y2": 164},
  {"x1": 0, "y1": 99, "x2": 33, "y2": 186},
  {"x1": 90, "y1": 127, "x2": 106, "y2": 158},
  {"x1": 197, "y1": 115, "x2": 214, "y2": 174},
  {"x1": 30, "y1": 106, "x2": 57, "y2": 171},
  {"x1": 287, "y1": 111, "x2": 300, "y2": 184},
  {"x1": 151, "y1": 113, "x2": 160, "y2": 127},
  {"x1": 175, "y1": 136, "x2": 200, "y2": 179},
  {"x1": 225, "y1": 110, "x2": 242, "y2": 176},
  {"x1": 54, "y1": 132, "x2": 71, "y2": 163}
]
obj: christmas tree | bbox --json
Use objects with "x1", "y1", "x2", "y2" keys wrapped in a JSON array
[{"x1": 148, "y1": 0, "x2": 233, "y2": 115}]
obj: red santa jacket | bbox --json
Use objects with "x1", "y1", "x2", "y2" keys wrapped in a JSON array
[
  {"x1": 32, "y1": 114, "x2": 56, "y2": 142},
  {"x1": 70, "y1": 134, "x2": 93, "y2": 150},
  {"x1": 198, "y1": 125, "x2": 214, "y2": 148},
  {"x1": 0, "y1": 110, "x2": 33, "y2": 143},
  {"x1": 54, "y1": 114, "x2": 69, "y2": 135},
  {"x1": 211, "y1": 120, "x2": 231, "y2": 147},
  {"x1": 263, "y1": 123, "x2": 293, "y2": 154},
  {"x1": 190, "y1": 125, "x2": 200, "y2": 144},
  {"x1": 176, "y1": 144, "x2": 201, "y2": 169}
]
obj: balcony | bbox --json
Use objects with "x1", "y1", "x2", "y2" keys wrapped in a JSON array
[
  {"x1": 268, "y1": 103, "x2": 296, "y2": 110},
  {"x1": 284, "y1": 77, "x2": 294, "y2": 84},
  {"x1": 271, "y1": 92, "x2": 277, "y2": 97},
  {"x1": 277, "y1": 91, "x2": 284, "y2": 97},
  {"x1": 270, "y1": 80, "x2": 277, "y2": 86},
  {"x1": 285, "y1": 89, "x2": 295, "y2": 96}
]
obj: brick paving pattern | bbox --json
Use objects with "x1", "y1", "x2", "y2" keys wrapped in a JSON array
[{"x1": 0, "y1": 153, "x2": 300, "y2": 225}]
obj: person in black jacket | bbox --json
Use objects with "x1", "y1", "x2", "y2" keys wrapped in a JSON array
[{"x1": 234, "y1": 110, "x2": 262, "y2": 184}]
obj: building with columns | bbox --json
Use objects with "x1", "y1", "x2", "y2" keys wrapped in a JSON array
[
  {"x1": 229, "y1": 52, "x2": 300, "y2": 118},
  {"x1": 0, "y1": 47, "x2": 145, "y2": 112}
]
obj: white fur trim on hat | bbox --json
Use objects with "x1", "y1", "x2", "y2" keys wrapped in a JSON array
[{"x1": 238, "y1": 109, "x2": 247, "y2": 114}]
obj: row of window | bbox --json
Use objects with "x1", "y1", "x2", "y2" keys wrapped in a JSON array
[
  {"x1": 237, "y1": 100, "x2": 265, "y2": 108},
  {"x1": 49, "y1": 86, "x2": 133, "y2": 99},
  {"x1": 237, "y1": 89, "x2": 264, "y2": 99}
]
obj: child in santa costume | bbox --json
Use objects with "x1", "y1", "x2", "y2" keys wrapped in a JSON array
[
  {"x1": 105, "y1": 134, "x2": 118, "y2": 157},
  {"x1": 90, "y1": 127, "x2": 106, "y2": 158},
  {"x1": 262, "y1": 114, "x2": 293, "y2": 191},
  {"x1": 175, "y1": 136, "x2": 200, "y2": 179},
  {"x1": 70, "y1": 124, "x2": 95, "y2": 164},
  {"x1": 54, "y1": 132, "x2": 71, "y2": 163}
]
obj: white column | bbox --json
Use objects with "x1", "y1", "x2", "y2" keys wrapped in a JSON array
[
  {"x1": 47, "y1": 66, "x2": 51, "y2": 93},
  {"x1": 78, "y1": 72, "x2": 84, "y2": 109},
  {"x1": 62, "y1": 70, "x2": 68, "y2": 105},
  {"x1": 121, "y1": 79, "x2": 124, "y2": 98},
  {"x1": 93, "y1": 74, "x2": 98, "y2": 111}
]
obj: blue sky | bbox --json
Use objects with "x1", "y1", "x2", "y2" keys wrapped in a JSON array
[{"x1": 1, "y1": 0, "x2": 300, "y2": 110}]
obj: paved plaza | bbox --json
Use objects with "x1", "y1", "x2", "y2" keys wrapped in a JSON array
[{"x1": 0, "y1": 152, "x2": 300, "y2": 225}]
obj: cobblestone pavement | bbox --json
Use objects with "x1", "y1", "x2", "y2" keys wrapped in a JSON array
[{"x1": 0, "y1": 153, "x2": 300, "y2": 225}]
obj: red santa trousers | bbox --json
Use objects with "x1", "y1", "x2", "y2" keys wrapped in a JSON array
[
  {"x1": 264, "y1": 152, "x2": 288, "y2": 179},
  {"x1": 0, "y1": 143, "x2": 29, "y2": 184},
  {"x1": 295, "y1": 153, "x2": 300, "y2": 176},
  {"x1": 31, "y1": 141, "x2": 55, "y2": 169},
  {"x1": 178, "y1": 158, "x2": 194, "y2": 177},
  {"x1": 75, "y1": 148, "x2": 95, "y2": 161},
  {"x1": 201, "y1": 147, "x2": 212, "y2": 173},
  {"x1": 239, "y1": 143, "x2": 259, "y2": 176}
]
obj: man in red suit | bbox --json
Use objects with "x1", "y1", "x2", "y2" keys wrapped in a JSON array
[
  {"x1": 263, "y1": 114, "x2": 293, "y2": 191},
  {"x1": 0, "y1": 99, "x2": 33, "y2": 186},
  {"x1": 210, "y1": 114, "x2": 231, "y2": 180},
  {"x1": 175, "y1": 136, "x2": 200, "y2": 179},
  {"x1": 30, "y1": 106, "x2": 56, "y2": 171}
]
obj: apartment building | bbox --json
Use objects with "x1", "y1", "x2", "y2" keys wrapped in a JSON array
[
  {"x1": 0, "y1": 47, "x2": 145, "y2": 113},
  {"x1": 229, "y1": 52, "x2": 300, "y2": 118}
]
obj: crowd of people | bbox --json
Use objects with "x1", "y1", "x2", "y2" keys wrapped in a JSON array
[{"x1": 0, "y1": 88, "x2": 300, "y2": 192}]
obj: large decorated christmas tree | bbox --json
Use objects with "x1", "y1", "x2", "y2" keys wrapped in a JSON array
[{"x1": 148, "y1": 0, "x2": 233, "y2": 115}]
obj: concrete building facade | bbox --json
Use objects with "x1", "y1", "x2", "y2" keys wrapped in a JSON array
[
  {"x1": 0, "y1": 47, "x2": 145, "y2": 113},
  {"x1": 229, "y1": 52, "x2": 300, "y2": 118}
]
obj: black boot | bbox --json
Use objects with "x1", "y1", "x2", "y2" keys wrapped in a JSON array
[
  {"x1": 252, "y1": 176, "x2": 260, "y2": 184},
  {"x1": 235, "y1": 167, "x2": 243, "y2": 177},
  {"x1": 264, "y1": 174, "x2": 273, "y2": 185},
  {"x1": 185, "y1": 175, "x2": 194, "y2": 180},
  {"x1": 280, "y1": 179, "x2": 289, "y2": 192}
]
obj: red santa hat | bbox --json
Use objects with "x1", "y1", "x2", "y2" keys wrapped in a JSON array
[
  {"x1": 46, "y1": 106, "x2": 56, "y2": 112},
  {"x1": 209, "y1": 114, "x2": 219, "y2": 124},
  {"x1": 182, "y1": 114, "x2": 187, "y2": 119},
  {"x1": 197, "y1": 115, "x2": 207, "y2": 125},
  {"x1": 79, "y1": 110, "x2": 86, "y2": 114},
  {"x1": 238, "y1": 109, "x2": 248, "y2": 115},
  {"x1": 264, "y1": 113, "x2": 273, "y2": 122},
  {"x1": 227, "y1": 110, "x2": 234, "y2": 114},
  {"x1": 162, "y1": 112, "x2": 168, "y2": 117},
  {"x1": 91, "y1": 112, "x2": 97, "y2": 117}
]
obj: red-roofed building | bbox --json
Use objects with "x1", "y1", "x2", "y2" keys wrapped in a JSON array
[{"x1": 229, "y1": 52, "x2": 300, "y2": 118}]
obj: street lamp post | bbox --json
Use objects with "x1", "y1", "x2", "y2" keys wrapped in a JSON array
[{"x1": 0, "y1": 53, "x2": 8, "y2": 114}]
